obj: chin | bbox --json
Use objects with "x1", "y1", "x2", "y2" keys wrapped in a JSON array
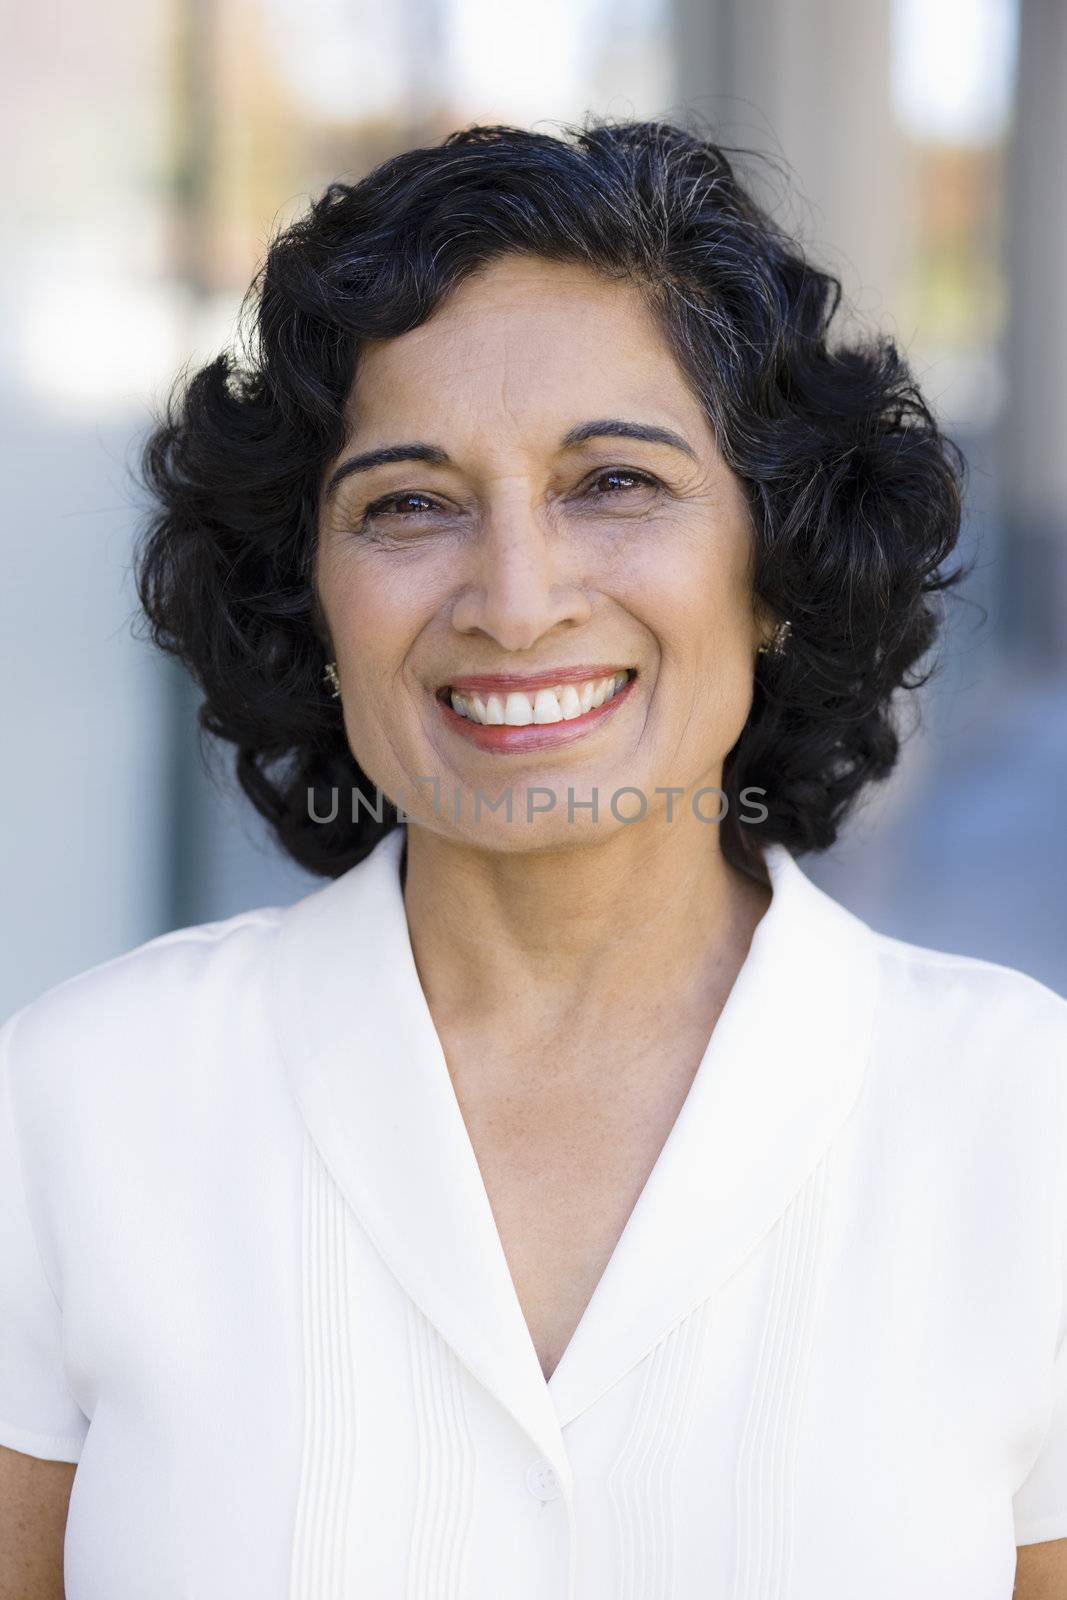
[{"x1": 403, "y1": 784, "x2": 645, "y2": 854}]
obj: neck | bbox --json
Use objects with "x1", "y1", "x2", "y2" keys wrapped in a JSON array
[{"x1": 400, "y1": 812, "x2": 772, "y2": 1057}]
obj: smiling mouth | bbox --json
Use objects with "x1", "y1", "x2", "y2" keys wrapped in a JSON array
[{"x1": 436, "y1": 669, "x2": 637, "y2": 726}]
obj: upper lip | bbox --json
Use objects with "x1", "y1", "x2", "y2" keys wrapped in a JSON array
[{"x1": 439, "y1": 665, "x2": 636, "y2": 696}]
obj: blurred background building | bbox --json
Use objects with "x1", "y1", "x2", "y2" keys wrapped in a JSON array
[{"x1": 2, "y1": 0, "x2": 1064, "y2": 1015}]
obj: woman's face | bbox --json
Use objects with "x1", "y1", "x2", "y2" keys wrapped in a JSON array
[{"x1": 315, "y1": 253, "x2": 769, "y2": 851}]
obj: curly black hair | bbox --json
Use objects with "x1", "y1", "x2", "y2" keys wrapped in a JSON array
[{"x1": 135, "y1": 116, "x2": 966, "y2": 880}]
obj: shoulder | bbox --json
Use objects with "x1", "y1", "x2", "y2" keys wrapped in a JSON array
[
  {"x1": 785, "y1": 848, "x2": 1067, "y2": 1062},
  {"x1": 856, "y1": 924, "x2": 1067, "y2": 1131},
  {"x1": 1, "y1": 905, "x2": 287, "y2": 1117},
  {"x1": 867, "y1": 926, "x2": 1067, "y2": 1042}
]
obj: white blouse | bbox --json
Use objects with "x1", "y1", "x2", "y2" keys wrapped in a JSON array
[{"x1": 2, "y1": 825, "x2": 1067, "y2": 1599}]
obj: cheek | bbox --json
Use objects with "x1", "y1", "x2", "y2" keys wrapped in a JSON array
[
  {"x1": 320, "y1": 557, "x2": 435, "y2": 686},
  {"x1": 621, "y1": 533, "x2": 758, "y2": 758},
  {"x1": 622, "y1": 527, "x2": 757, "y2": 662},
  {"x1": 318, "y1": 561, "x2": 449, "y2": 784}
]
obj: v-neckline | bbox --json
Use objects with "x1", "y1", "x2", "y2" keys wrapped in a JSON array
[
  {"x1": 270, "y1": 825, "x2": 878, "y2": 1477},
  {"x1": 395, "y1": 822, "x2": 774, "y2": 1383}
]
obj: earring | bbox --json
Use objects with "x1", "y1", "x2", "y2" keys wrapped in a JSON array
[
  {"x1": 757, "y1": 619, "x2": 792, "y2": 660},
  {"x1": 323, "y1": 660, "x2": 342, "y2": 699}
]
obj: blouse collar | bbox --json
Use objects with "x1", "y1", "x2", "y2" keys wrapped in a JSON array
[{"x1": 270, "y1": 826, "x2": 878, "y2": 1487}]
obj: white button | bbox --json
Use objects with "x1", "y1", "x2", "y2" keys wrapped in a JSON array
[{"x1": 525, "y1": 1458, "x2": 561, "y2": 1502}]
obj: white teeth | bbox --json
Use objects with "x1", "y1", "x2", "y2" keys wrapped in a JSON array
[
  {"x1": 503, "y1": 692, "x2": 533, "y2": 726},
  {"x1": 559, "y1": 684, "x2": 583, "y2": 719},
  {"x1": 533, "y1": 689, "x2": 563, "y2": 724},
  {"x1": 448, "y1": 672, "x2": 631, "y2": 726}
]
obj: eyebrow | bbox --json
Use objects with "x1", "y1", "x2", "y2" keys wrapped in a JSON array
[
  {"x1": 323, "y1": 419, "x2": 697, "y2": 498},
  {"x1": 559, "y1": 420, "x2": 697, "y2": 458}
]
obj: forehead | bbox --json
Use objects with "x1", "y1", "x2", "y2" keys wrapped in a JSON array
[{"x1": 344, "y1": 254, "x2": 706, "y2": 441}]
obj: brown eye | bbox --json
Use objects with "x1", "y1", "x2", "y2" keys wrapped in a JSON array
[
  {"x1": 582, "y1": 468, "x2": 662, "y2": 505},
  {"x1": 589, "y1": 469, "x2": 659, "y2": 495},
  {"x1": 363, "y1": 492, "x2": 438, "y2": 521}
]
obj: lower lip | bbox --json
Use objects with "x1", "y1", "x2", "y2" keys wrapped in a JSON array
[{"x1": 436, "y1": 675, "x2": 637, "y2": 752}]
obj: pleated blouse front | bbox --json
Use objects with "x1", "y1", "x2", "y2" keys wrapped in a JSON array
[{"x1": 2, "y1": 823, "x2": 1067, "y2": 1599}]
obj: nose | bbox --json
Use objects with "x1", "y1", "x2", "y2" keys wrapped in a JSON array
[{"x1": 448, "y1": 498, "x2": 592, "y2": 650}]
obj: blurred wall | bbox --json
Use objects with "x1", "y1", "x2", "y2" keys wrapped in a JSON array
[
  {"x1": 1000, "y1": 0, "x2": 1067, "y2": 669},
  {"x1": 1, "y1": 0, "x2": 176, "y2": 1016}
]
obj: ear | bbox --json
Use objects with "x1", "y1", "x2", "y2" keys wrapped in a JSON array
[{"x1": 752, "y1": 600, "x2": 778, "y2": 655}]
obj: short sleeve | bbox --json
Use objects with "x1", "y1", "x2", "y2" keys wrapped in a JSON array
[
  {"x1": 0, "y1": 1007, "x2": 89, "y2": 1462},
  {"x1": 1012, "y1": 994, "x2": 1067, "y2": 1546},
  {"x1": 1014, "y1": 1326, "x2": 1067, "y2": 1544}
]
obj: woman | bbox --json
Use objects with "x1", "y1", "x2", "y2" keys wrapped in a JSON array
[{"x1": 1, "y1": 119, "x2": 1065, "y2": 1600}]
